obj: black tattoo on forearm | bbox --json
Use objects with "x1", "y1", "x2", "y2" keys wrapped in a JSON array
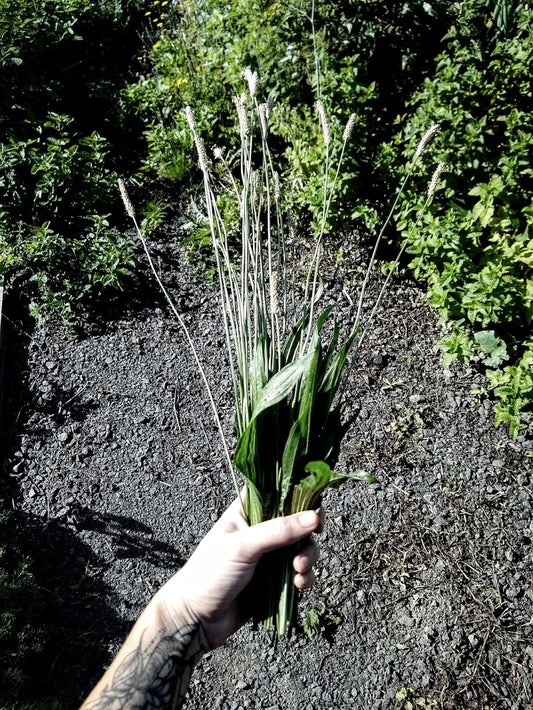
[{"x1": 83, "y1": 623, "x2": 203, "y2": 709}]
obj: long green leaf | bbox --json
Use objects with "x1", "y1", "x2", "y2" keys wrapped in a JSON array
[
  {"x1": 296, "y1": 331, "x2": 321, "y2": 453},
  {"x1": 245, "y1": 478, "x2": 264, "y2": 525},
  {"x1": 290, "y1": 460, "x2": 333, "y2": 513},
  {"x1": 319, "y1": 329, "x2": 358, "y2": 411},
  {"x1": 280, "y1": 419, "x2": 305, "y2": 511},
  {"x1": 250, "y1": 348, "x2": 314, "y2": 421},
  {"x1": 282, "y1": 310, "x2": 311, "y2": 364},
  {"x1": 291, "y1": 460, "x2": 377, "y2": 513},
  {"x1": 234, "y1": 417, "x2": 258, "y2": 481},
  {"x1": 249, "y1": 338, "x2": 268, "y2": 410}
]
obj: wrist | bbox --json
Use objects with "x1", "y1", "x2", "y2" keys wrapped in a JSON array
[{"x1": 152, "y1": 575, "x2": 201, "y2": 637}]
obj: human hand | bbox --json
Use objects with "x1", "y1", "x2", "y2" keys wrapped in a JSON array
[{"x1": 154, "y1": 498, "x2": 321, "y2": 650}]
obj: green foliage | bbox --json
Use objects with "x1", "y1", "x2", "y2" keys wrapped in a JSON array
[
  {"x1": 124, "y1": 0, "x2": 452, "y2": 229},
  {"x1": 0, "y1": 510, "x2": 76, "y2": 709},
  {"x1": 140, "y1": 199, "x2": 169, "y2": 237},
  {"x1": 395, "y1": 686, "x2": 439, "y2": 710},
  {"x1": 302, "y1": 601, "x2": 341, "y2": 638},
  {"x1": 0, "y1": 109, "x2": 135, "y2": 324},
  {"x1": 378, "y1": 1, "x2": 533, "y2": 437},
  {"x1": 486, "y1": 343, "x2": 533, "y2": 438},
  {"x1": 0, "y1": 0, "x2": 148, "y2": 323}
]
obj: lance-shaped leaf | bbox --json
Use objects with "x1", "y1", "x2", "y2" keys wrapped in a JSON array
[
  {"x1": 249, "y1": 347, "x2": 314, "y2": 421},
  {"x1": 245, "y1": 477, "x2": 264, "y2": 526},
  {"x1": 234, "y1": 417, "x2": 258, "y2": 482},
  {"x1": 280, "y1": 418, "x2": 305, "y2": 511},
  {"x1": 296, "y1": 331, "x2": 322, "y2": 453},
  {"x1": 319, "y1": 328, "x2": 358, "y2": 413},
  {"x1": 249, "y1": 337, "x2": 269, "y2": 409},
  {"x1": 291, "y1": 460, "x2": 377, "y2": 513}
]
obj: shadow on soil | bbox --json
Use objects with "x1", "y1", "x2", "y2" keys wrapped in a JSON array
[
  {"x1": 0, "y1": 508, "x2": 128, "y2": 709},
  {"x1": 0, "y1": 299, "x2": 182, "y2": 708}
]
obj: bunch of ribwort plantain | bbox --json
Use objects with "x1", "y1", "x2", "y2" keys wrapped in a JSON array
[{"x1": 120, "y1": 69, "x2": 442, "y2": 636}]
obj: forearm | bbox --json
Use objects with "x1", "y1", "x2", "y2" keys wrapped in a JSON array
[
  {"x1": 81, "y1": 506, "x2": 320, "y2": 708},
  {"x1": 80, "y1": 595, "x2": 205, "y2": 710}
]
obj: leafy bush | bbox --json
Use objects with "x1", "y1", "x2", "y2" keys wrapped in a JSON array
[
  {"x1": 0, "y1": 0, "x2": 148, "y2": 323},
  {"x1": 123, "y1": 0, "x2": 451, "y2": 226},
  {"x1": 377, "y1": 1, "x2": 533, "y2": 437}
]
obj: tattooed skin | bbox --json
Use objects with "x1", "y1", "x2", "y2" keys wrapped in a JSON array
[{"x1": 84, "y1": 623, "x2": 203, "y2": 710}]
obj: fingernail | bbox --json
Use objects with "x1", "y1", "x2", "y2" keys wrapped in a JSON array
[{"x1": 298, "y1": 511, "x2": 317, "y2": 529}]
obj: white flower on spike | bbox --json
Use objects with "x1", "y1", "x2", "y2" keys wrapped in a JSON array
[
  {"x1": 272, "y1": 172, "x2": 281, "y2": 202},
  {"x1": 184, "y1": 107, "x2": 209, "y2": 174},
  {"x1": 243, "y1": 68, "x2": 259, "y2": 97},
  {"x1": 428, "y1": 162, "x2": 445, "y2": 197},
  {"x1": 316, "y1": 100, "x2": 331, "y2": 147},
  {"x1": 415, "y1": 123, "x2": 440, "y2": 159},
  {"x1": 185, "y1": 105, "x2": 196, "y2": 132},
  {"x1": 270, "y1": 270, "x2": 279, "y2": 316},
  {"x1": 195, "y1": 135, "x2": 209, "y2": 175},
  {"x1": 118, "y1": 178, "x2": 135, "y2": 219},
  {"x1": 259, "y1": 103, "x2": 269, "y2": 139},
  {"x1": 266, "y1": 94, "x2": 274, "y2": 119},
  {"x1": 235, "y1": 93, "x2": 250, "y2": 142},
  {"x1": 343, "y1": 113, "x2": 356, "y2": 143}
]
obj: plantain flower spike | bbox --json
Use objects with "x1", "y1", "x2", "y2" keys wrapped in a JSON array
[
  {"x1": 185, "y1": 106, "x2": 209, "y2": 174},
  {"x1": 316, "y1": 100, "x2": 331, "y2": 147},
  {"x1": 243, "y1": 68, "x2": 259, "y2": 97},
  {"x1": 428, "y1": 162, "x2": 445, "y2": 197},
  {"x1": 235, "y1": 93, "x2": 250, "y2": 142},
  {"x1": 343, "y1": 113, "x2": 356, "y2": 143},
  {"x1": 118, "y1": 178, "x2": 135, "y2": 219},
  {"x1": 415, "y1": 123, "x2": 440, "y2": 159}
]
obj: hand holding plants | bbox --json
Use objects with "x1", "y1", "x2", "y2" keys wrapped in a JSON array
[
  {"x1": 120, "y1": 71, "x2": 441, "y2": 637},
  {"x1": 81, "y1": 499, "x2": 321, "y2": 708},
  {"x1": 154, "y1": 498, "x2": 321, "y2": 650}
]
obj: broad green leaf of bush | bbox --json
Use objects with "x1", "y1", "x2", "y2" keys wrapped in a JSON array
[
  {"x1": 474, "y1": 330, "x2": 509, "y2": 367},
  {"x1": 377, "y1": 2, "x2": 533, "y2": 437}
]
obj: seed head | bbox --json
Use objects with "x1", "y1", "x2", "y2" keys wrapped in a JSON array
[
  {"x1": 343, "y1": 113, "x2": 356, "y2": 143},
  {"x1": 185, "y1": 107, "x2": 209, "y2": 173},
  {"x1": 185, "y1": 105, "x2": 196, "y2": 133},
  {"x1": 316, "y1": 100, "x2": 331, "y2": 147},
  {"x1": 258, "y1": 102, "x2": 269, "y2": 139},
  {"x1": 213, "y1": 146, "x2": 223, "y2": 161},
  {"x1": 235, "y1": 93, "x2": 250, "y2": 142},
  {"x1": 270, "y1": 270, "x2": 279, "y2": 316},
  {"x1": 428, "y1": 162, "x2": 445, "y2": 197},
  {"x1": 272, "y1": 171, "x2": 281, "y2": 202},
  {"x1": 118, "y1": 178, "x2": 135, "y2": 219},
  {"x1": 194, "y1": 134, "x2": 210, "y2": 174},
  {"x1": 266, "y1": 94, "x2": 274, "y2": 119},
  {"x1": 415, "y1": 123, "x2": 440, "y2": 159},
  {"x1": 251, "y1": 170, "x2": 261, "y2": 206},
  {"x1": 243, "y1": 68, "x2": 259, "y2": 97}
]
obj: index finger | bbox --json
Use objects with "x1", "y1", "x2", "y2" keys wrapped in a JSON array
[{"x1": 236, "y1": 510, "x2": 320, "y2": 562}]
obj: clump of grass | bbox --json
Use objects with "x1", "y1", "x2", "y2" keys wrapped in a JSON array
[{"x1": 119, "y1": 75, "x2": 441, "y2": 636}]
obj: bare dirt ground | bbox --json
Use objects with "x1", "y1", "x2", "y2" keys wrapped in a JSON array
[{"x1": 1, "y1": 226, "x2": 532, "y2": 709}]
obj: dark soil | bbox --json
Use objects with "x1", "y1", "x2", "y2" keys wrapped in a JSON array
[{"x1": 1, "y1": 226, "x2": 532, "y2": 710}]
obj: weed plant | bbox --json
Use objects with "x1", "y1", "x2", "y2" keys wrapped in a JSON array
[
  {"x1": 120, "y1": 74, "x2": 442, "y2": 634},
  {"x1": 123, "y1": 0, "x2": 451, "y2": 228},
  {"x1": 0, "y1": 0, "x2": 149, "y2": 324},
  {"x1": 126, "y1": 0, "x2": 531, "y2": 440},
  {"x1": 375, "y1": 1, "x2": 533, "y2": 438}
]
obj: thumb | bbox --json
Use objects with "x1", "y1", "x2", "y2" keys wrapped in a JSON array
[{"x1": 239, "y1": 510, "x2": 319, "y2": 561}]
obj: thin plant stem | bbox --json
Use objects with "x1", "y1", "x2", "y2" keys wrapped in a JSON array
[{"x1": 121, "y1": 195, "x2": 244, "y2": 514}]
